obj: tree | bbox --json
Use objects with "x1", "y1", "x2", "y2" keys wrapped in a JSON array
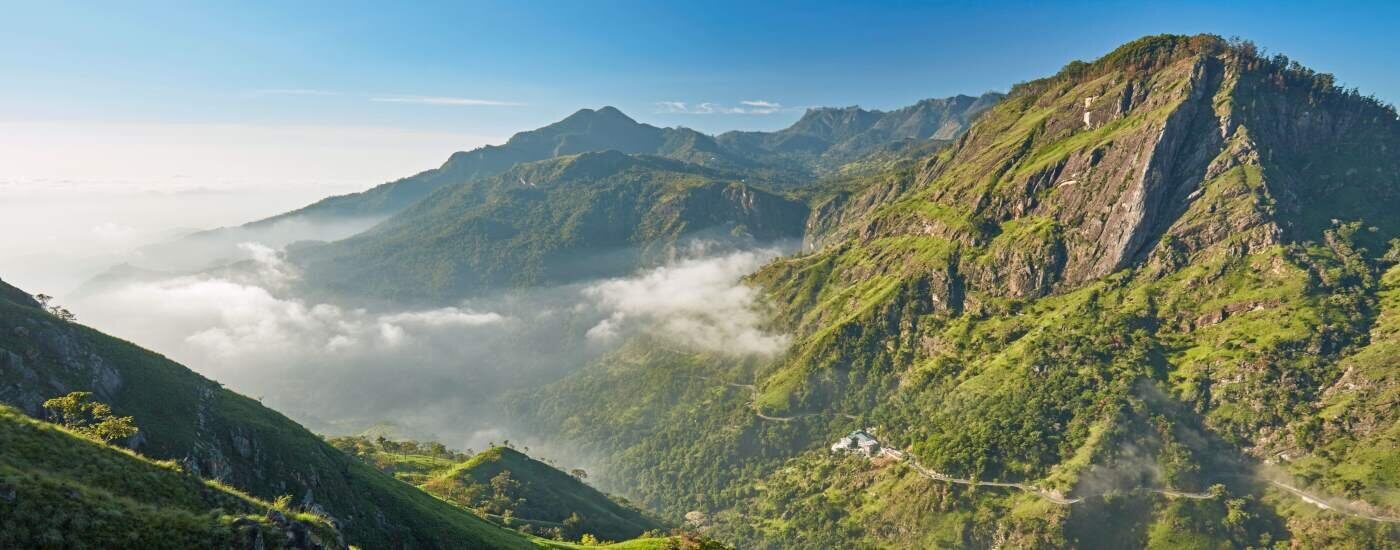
[
  {"x1": 51, "y1": 307, "x2": 77, "y2": 322},
  {"x1": 31, "y1": 293, "x2": 77, "y2": 321},
  {"x1": 562, "y1": 512, "x2": 584, "y2": 539},
  {"x1": 42, "y1": 391, "x2": 138, "y2": 443},
  {"x1": 487, "y1": 470, "x2": 522, "y2": 514},
  {"x1": 570, "y1": 468, "x2": 589, "y2": 480}
]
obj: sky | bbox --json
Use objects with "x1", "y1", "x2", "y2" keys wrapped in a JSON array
[
  {"x1": 2, "y1": 0, "x2": 1399, "y2": 281},
  {"x1": 2, "y1": 0, "x2": 1397, "y2": 452}
]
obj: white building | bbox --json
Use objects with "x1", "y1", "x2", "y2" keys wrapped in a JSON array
[{"x1": 830, "y1": 430, "x2": 881, "y2": 457}]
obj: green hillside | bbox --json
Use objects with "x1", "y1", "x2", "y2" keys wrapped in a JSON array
[
  {"x1": 0, "y1": 405, "x2": 340, "y2": 549},
  {"x1": 292, "y1": 151, "x2": 809, "y2": 302},
  {"x1": 330, "y1": 437, "x2": 664, "y2": 542},
  {"x1": 0, "y1": 277, "x2": 546, "y2": 549},
  {"x1": 516, "y1": 35, "x2": 1400, "y2": 548}
]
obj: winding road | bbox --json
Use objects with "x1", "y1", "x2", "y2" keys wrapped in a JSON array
[
  {"x1": 688, "y1": 373, "x2": 1398, "y2": 522},
  {"x1": 876, "y1": 446, "x2": 1218, "y2": 505}
]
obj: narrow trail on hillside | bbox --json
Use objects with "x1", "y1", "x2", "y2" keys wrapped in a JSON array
[
  {"x1": 1266, "y1": 479, "x2": 1400, "y2": 523},
  {"x1": 877, "y1": 447, "x2": 1218, "y2": 505},
  {"x1": 686, "y1": 374, "x2": 1399, "y2": 521}
]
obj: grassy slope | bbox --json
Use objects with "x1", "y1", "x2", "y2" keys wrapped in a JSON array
[
  {"x1": 0, "y1": 406, "x2": 338, "y2": 549},
  {"x1": 431, "y1": 447, "x2": 662, "y2": 540},
  {"x1": 1, "y1": 280, "x2": 699, "y2": 550},
  {"x1": 331, "y1": 437, "x2": 664, "y2": 542},
  {"x1": 0, "y1": 284, "x2": 543, "y2": 549},
  {"x1": 520, "y1": 36, "x2": 1400, "y2": 548}
]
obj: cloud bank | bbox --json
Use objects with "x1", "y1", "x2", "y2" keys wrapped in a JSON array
[
  {"x1": 582, "y1": 249, "x2": 789, "y2": 356},
  {"x1": 67, "y1": 240, "x2": 790, "y2": 455}
]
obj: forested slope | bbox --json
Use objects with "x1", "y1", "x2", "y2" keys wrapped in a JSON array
[{"x1": 518, "y1": 35, "x2": 1400, "y2": 548}]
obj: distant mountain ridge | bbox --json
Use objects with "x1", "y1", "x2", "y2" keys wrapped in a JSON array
[
  {"x1": 291, "y1": 150, "x2": 810, "y2": 302},
  {"x1": 716, "y1": 92, "x2": 1003, "y2": 167},
  {"x1": 269, "y1": 96, "x2": 1001, "y2": 228},
  {"x1": 110, "y1": 94, "x2": 1001, "y2": 278}
]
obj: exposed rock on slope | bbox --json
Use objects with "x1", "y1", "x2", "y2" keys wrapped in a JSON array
[{"x1": 521, "y1": 35, "x2": 1400, "y2": 549}]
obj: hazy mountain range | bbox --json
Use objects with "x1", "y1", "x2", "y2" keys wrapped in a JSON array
[{"x1": 4, "y1": 34, "x2": 1398, "y2": 549}]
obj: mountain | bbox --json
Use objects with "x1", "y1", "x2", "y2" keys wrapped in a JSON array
[
  {"x1": 421, "y1": 446, "x2": 663, "y2": 543},
  {"x1": 0, "y1": 277, "x2": 551, "y2": 548},
  {"x1": 118, "y1": 107, "x2": 761, "y2": 274},
  {"x1": 291, "y1": 151, "x2": 810, "y2": 302},
  {"x1": 267, "y1": 97, "x2": 1000, "y2": 230},
  {"x1": 716, "y1": 92, "x2": 1003, "y2": 173},
  {"x1": 515, "y1": 35, "x2": 1400, "y2": 548},
  {"x1": 267, "y1": 107, "x2": 763, "y2": 224},
  {"x1": 116, "y1": 95, "x2": 1000, "y2": 277},
  {"x1": 330, "y1": 436, "x2": 664, "y2": 542},
  {"x1": 0, "y1": 405, "x2": 341, "y2": 548}
]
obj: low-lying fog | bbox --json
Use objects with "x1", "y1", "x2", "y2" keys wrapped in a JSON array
[
  {"x1": 5, "y1": 181, "x2": 792, "y2": 470},
  {"x1": 0, "y1": 176, "x2": 367, "y2": 293}
]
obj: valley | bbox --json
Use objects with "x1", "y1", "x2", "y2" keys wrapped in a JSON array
[{"x1": 3, "y1": 26, "x2": 1399, "y2": 549}]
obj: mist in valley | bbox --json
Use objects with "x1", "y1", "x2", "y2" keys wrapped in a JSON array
[{"x1": 15, "y1": 198, "x2": 794, "y2": 471}]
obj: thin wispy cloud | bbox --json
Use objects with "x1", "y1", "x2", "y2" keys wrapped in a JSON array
[
  {"x1": 740, "y1": 100, "x2": 779, "y2": 108},
  {"x1": 247, "y1": 88, "x2": 342, "y2": 97},
  {"x1": 371, "y1": 95, "x2": 525, "y2": 107},
  {"x1": 653, "y1": 100, "x2": 790, "y2": 115}
]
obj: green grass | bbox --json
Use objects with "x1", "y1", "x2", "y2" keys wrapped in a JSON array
[
  {"x1": 0, "y1": 406, "x2": 339, "y2": 549},
  {"x1": 332, "y1": 437, "x2": 665, "y2": 543},
  {"x1": 0, "y1": 289, "x2": 546, "y2": 549}
]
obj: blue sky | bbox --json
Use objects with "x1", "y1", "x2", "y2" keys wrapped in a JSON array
[{"x1": 2, "y1": 0, "x2": 1398, "y2": 183}]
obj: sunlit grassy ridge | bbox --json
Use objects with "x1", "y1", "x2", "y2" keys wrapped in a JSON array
[
  {"x1": 329, "y1": 436, "x2": 664, "y2": 542},
  {"x1": 0, "y1": 280, "x2": 548, "y2": 549},
  {"x1": 520, "y1": 35, "x2": 1400, "y2": 548},
  {"x1": 0, "y1": 405, "x2": 338, "y2": 548}
]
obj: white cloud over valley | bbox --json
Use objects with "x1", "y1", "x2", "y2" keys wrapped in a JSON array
[{"x1": 582, "y1": 249, "x2": 790, "y2": 356}]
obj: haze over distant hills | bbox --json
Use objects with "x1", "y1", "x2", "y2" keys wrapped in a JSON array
[
  {"x1": 6, "y1": 33, "x2": 1400, "y2": 549},
  {"x1": 114, "y1": 94, "x2": 1001, "y2": 276}
]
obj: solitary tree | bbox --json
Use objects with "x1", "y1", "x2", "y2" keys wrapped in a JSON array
[
  {"x1": 570, "y1": 468, "x2": 589, "y2": 480},
  {"x1": 42, "y1": 391, "x2": 138, "y2": 443}
]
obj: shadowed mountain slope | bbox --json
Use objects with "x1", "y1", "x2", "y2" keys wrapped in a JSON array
[{"x1": 0, "y1": 279, "x2": 551, "y2": 549}]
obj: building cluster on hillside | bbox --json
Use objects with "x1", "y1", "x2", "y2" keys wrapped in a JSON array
[{"x1": 830, "y1": 429, "x2": 881, "y2": 457}]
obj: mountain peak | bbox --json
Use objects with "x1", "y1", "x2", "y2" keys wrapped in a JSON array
[
  {"x1": 595, "y1": 105, "x2": 631, "y2": 118},
  {"x1": 560, "y1": 105, "x2": 638, "y2": 126}
]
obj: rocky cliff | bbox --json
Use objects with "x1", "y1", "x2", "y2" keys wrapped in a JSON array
[{"x1": 521, "y1": 35, "x2": 1400, "y2": 548}]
